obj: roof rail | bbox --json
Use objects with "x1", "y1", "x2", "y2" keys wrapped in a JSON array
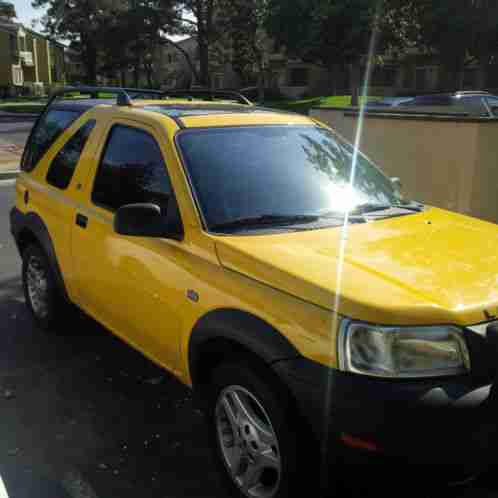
[
  {"x1": 162, "y1": 89, "x2": 252, "y2": 106},
  {"x1": 46, "y1": 86, "x2": 165, "y2": 108}
]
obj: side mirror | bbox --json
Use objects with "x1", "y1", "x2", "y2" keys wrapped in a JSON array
[
  {"x1": 114, "y1": 200, "x2": 184, "y2": 240},
  {"x1": 391, "y1": 177, "x2": 402, "y2": 192}
]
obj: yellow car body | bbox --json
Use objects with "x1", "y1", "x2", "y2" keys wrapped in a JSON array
[{"x1": 10, "y1": 91, "x2": 498, "y2": 489}]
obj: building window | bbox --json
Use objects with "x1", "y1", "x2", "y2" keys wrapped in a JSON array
[
  {"x1": 371, "y1": 66, "x2": 396, "y2": 87},
  {"x1": 288, "y1": 67, "x2": 308, "y2": 87},
  {"x1": 9, "y1": 34, "x2": 18, "y2": 55}
]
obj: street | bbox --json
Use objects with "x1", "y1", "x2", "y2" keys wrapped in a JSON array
[{"x1": 0, "y1": 116, "x2": 33, "y2": 152}]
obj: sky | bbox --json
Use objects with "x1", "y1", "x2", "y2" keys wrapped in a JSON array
[{"x1": 13, "y1": 0, "x2": 47, "y2": 29}]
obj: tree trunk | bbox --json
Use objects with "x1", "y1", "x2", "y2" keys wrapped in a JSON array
[
  {"x1": 476, "y1": 56, "x2": 488, "y2": 90},
  {"x1": 162, "y1": 39, "x2": 201, "y2": 85},
  {"x1": 146, "y1": 64, "x2": 154, "y2": 88},
  {"x1": 329, "y1": 63, "x2": 341, "y2": 95},
  {"x1": 134, "y1": 58, "x2": 140, "y2": 87},
  {"x1": 257, "y1": 70, "x2": 265, "y2": 103},
  {"x1": 81, "y1": 34, "x2": 97, "y2": 85},
  {"x1": 120, "y1": 70, "x2": 126, "y2": 87},
  {"x1": 456, "y1": 67, "x2": 465, "y2": 91},
  {"x1": 198, "y1": 38, "x2": 209, "y2": 87},
  {"x1": 349, "y1": 62, "x2": 361, "y2": 107}
]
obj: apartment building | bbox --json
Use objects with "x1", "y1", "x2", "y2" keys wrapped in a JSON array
[{"x1": 0, "y1": 20, "x2": 66, "y2": 97}]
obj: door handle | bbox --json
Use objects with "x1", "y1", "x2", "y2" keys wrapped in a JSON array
[{"x1": 76, "y1": 213, "x2": 88, "y2": 228}]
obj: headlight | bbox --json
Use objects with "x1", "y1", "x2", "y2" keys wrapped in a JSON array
[{"x1": 338, "y1": 321, "x2": 470, "y2": 378}]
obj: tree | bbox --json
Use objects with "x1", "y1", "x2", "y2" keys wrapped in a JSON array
[
  {"x1": 123, "y1": 0, "x2": 182, "y2": 87},
  {"x1": 0, "y1": 2, "x2": 16, "y2": 19},
  {"x1": 384, "y1": 0, "x2": 498, "y2": 91},
  {"x1": 217, "y1": 0, "x2": 269, "y2": 100},
  {"x1": 179, "y1": 0, "x2": 218, "y2": 86},
  {"x1": 266, "y1": 0, "x2": 385, "y2": 105},
  {"x1": 31, "y1": 0, "x2": 115, "y2": 84},
  {"x1": 418, "y1": 0, "x2": 498, "y2": 90}
]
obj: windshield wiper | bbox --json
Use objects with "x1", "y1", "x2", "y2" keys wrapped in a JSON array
[
  {"x1": 210, "y1": 214, "x2": 322, "y2": 231},
  {"x1": 391, "y1": 202, "x2": 425, "y2": 212},
  {"x1": 352, "y1": 202, "x2": 425, "y2": 215},
  {"x1": 350, "y1": 203, "x2": 392, "y2": 214}
]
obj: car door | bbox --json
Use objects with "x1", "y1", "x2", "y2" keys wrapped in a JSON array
[
  {"x1": 484, "y1": 97, "x2": 498, "y2": 117},
  {"x1": 453, "y1": 96, "x2": 488, "y2": 117},
  {"x1": 72, "y1": 121, "x2": 185, "y2": 372}
]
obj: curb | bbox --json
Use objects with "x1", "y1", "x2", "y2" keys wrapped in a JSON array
[
  {"x1": 0, "y1": 169, "x2": 20, "y2": 180},
  {"x1": 0, "y1": 112, "x2": 39, "y2": 120}
]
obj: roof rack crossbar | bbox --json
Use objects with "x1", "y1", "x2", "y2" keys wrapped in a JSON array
[
  {"x1": 46, "y1": 86, "x2": 166, "y2": 108},
  {"x1": 162, "y1": 89, "x2": 252, "y2": 106}
]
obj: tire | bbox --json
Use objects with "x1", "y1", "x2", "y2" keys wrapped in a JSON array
[
  {"x1": 205, "y1": 358, "x2": 318, "y2": 498},
  {"x1": 22, "y1": 244, "x2": 68, "y2": 332}
]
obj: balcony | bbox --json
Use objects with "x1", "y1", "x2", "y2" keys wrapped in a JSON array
[{"x1": 20, "y1": 51, "x2": 34, "y2": 67}]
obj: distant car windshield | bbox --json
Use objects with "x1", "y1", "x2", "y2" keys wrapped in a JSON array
[{"x1": 177, "y1": 125, "x2": 407, "y2": 230}]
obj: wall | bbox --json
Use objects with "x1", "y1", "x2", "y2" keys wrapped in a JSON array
[
  {"x1": 472, "y1": 123, "x2": 498, "y2": 223},
  {"x1": 36, "y1": 37, "x2": 50, "y2": 85},
  {"x1": 50, "y1": 44, "x2": 65, "y2": 84},
  {"x1": 0, "y1": 30, "x2": 12, "y2": 85},
  {"x1": 311, "y1": 108, "x2": 498, "y2": 224}
]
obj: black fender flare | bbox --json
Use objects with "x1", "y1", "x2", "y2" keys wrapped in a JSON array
[
  {"x1": 188, "y1": 308, "x2": 301, "y2": 382},
  {"x1": 10, "y1": 208, "x2": 69, "y2": 301}
]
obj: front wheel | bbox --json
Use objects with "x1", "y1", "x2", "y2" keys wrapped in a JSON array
[{"x1": 206, "y1": 359, "x2": 317, "y2": 498}]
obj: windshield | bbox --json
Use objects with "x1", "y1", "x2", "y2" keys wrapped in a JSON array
[{"x1": 177, "y1": 125, "x2": 406, "y2": 230}]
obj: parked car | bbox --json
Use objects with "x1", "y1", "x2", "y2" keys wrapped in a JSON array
[
  {"x1": 11, "y1": 86, "x2": 498, "y2": 498},
  {"x1": 365, "y1": 96, "x2": 415, "y2": 107},
  {"x1": 367, "y1": 91, "x2": 498, "y2": 116}
]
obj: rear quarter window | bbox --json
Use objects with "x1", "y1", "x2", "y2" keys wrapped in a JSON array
[
  {"x1": 46, "y1": 120, "x2": 96, "y2": 190},
  {"x1": 22, "y1": 109, "x2": 81, "y2": 172}
]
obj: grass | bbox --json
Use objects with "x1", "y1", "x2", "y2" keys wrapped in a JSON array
[
  {"x1": 263, "y1": 95, "x2": 380, "y2": 115},
  {"x1": 0, "y1": 93, "x2": 117, "y2": 114},
  {"x1": 0, "y1": 94, "x2": 380, "y2": 115},
  {"x1": 0, "y1": 102, "x2": 46, "y2": 114}
]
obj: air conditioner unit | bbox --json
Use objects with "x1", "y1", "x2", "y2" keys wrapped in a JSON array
[
  {"x1": 20, "y1": 51, "x2": 34, "y2": 66},
  {"x1": 11, "y1": 65, "x2": 23, "y2": 86}
]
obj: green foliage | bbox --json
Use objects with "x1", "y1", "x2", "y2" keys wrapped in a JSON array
[
  {"x1": 383, "y1": 0, "x2": 498, "y2": 88},
  {"x1": 265, "y1": 95, "x2": 380, "y2": 114},
  {"x1": 266, "y1": 0, "x2": 382, "y2": 68},
  {"x1": 31, "y1": 0, "x2": 181, "y2": 86},
  {"x1": 31, "y1": 0, "x2": 113, "y2": 84},
  {"x1": 265, "y1": 0, "x2": 389, "y2": 104},
  {"x1": 0, "y1": 1, "x2": 16, "y2": 19},
  {"x1": 99, "y1": 0, "x2": 182, "y2": 86},
  {"x1": 216, "y1": 0, "x2": 268, "y2": 85}
]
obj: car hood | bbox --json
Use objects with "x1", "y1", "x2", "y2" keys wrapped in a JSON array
[{"x1": 214, "y1": 208, "x2": 498, "y2": 326}]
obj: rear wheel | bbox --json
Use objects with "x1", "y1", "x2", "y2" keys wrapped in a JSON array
[
  {"x1": 205, "y1": 359, "x2": 318, "y2": 498},
  {"x1": 22, "y1": 244, "x2": 68, "y2": 332}
]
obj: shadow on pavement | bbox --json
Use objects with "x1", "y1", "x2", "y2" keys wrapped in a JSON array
[{"x1": 0, "y1": 275, "x2": 224, "y2": 498}]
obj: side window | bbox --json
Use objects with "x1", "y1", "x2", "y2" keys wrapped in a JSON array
[
  {"x1": 46, "y1": 120, "x2": 96, "y2": 190},
  {"x1": 92, "y1": 125, "x2": 173, "y2": 212},
  {"x1": 22, "y1": 109, "x2": 81, "y2": 172},
  {"x1": 454, "y1": 97, "x2": 487, "y2": 116}
]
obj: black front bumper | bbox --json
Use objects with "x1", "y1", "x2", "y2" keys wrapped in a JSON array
[{"x1": 273, "y1": 357, "x2": 497, "y2": 480}]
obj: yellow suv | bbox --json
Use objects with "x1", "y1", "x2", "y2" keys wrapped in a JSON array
[{"x1": 11, "y1": 86, "x2": 498, "y2": 497}]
